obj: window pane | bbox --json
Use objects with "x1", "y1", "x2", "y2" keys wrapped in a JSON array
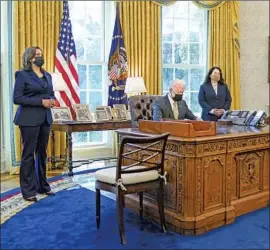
[
  {"x1": 85, "y1": 8, "x2": 102, "y2": 36},
  {"x1": 163, "y1": 68, "x2": 173, "y2": 93},
  {"x1": 175, "y1": 68, "x2": 188, "y2": 85},
  {"x1": 162, "y1": 43, "x2": 172, "y2": 64},
  {"x1": 175, "y1": 43, "x2": 188, "y2": 64},
  {"x1": 190, "y1": 2, "x2": 205, "y2": 19},
  {"x1": 162, "y1": 6, "x2": 173, "y2": 18},
  {"x1": 80, "y1": 91, "x2": 87, "y2": 104},
  {"x1": 174, "y1": 19, "x2": 188, "y2": 43},
  {"x1": 69, "y1": 2, "x2": 85, "y2": 41},
  {"x1": 183, "y1": 92, "x2": 190, "y2": 107},
  {"x1": 72, "y1": 20, "x2": 85, "y2": 42},
  {"x1": 75, "y1": 40, "x2": 84, "y2": 61},
  {"x1": 78, "y1": 64, "x2": 86, "y2": 89},
  {"x1": 189, "y1": 43, "x2": 203, "y2": 64},
  {"x1": 189, "y1": 20, "x2": 204, "y2": 42},
  {"x1": 173, "y1": 1, "x2": 189, "y2": 18},
  {"x1": 162, "y1": 19, "x2": 173, "y2": 41},
  {"x1": 190, "y1": 68, "x2": 205, "y2": 91},
  {"x1": 73, "y1": 132, "x2": 88, "y2": 144},
  {"x1": 89, "y1": 131, "x2": 103, "y2": 143},
  {"x1": 88, "y1": 65, "x2": 102, "y2": 90},
  {"x1": 85, "y1": 38, "x2": 101, "y2": 61},
  {"x1": 190, "y1": 92, "x2": 201, "y2": 113},
  {"x1": 88, "y1": 91, "x2": 102, "y2": 111}
]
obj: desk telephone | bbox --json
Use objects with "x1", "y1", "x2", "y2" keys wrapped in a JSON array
[{"x1": 219, "y1": 110, "x2": 266, "y2": 127}]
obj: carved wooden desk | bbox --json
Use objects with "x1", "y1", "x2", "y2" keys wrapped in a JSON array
[
  {"x1": 116, "y1": 125, "x2": 270, "y2": 235},
  {"x1": 51, "y1": 120, "x2": 131, "y2": 175}
]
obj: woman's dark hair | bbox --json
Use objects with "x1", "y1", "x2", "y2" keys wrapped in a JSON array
[
  {"x1": 22, "y1": 46, "x2": 43, "y2": 71},
  {"x1": 203, "y1": 66, "x2": 224, "y2": 84}
]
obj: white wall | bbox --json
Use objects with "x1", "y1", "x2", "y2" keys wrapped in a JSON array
[{"x1": 239, "y1": 1, "x2": 269, "y2": 112}]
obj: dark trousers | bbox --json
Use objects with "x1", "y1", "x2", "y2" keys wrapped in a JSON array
[{"x1": 19, "y1": 122, "x2": 51, "y2": 198}]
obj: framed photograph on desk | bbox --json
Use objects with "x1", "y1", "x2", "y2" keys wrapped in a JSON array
[
  {"x1": 52, "y1": 107, "x2": 73, "y2": 122},
  {"x1": 95, "y1": 107, "x2": 110, "y2": 122},
  {"x1": 96, "y1": 106, "x2": 113, "y2": 121},
  {"x1": 73, "y1": 104, "x2": 92, "y2": 122},
  {"x1": 112, "y1": 108, "x2": 122, "y2": 121},
  {"x1": 113, "y1": 104, "x2": 127, "y2": 113}
]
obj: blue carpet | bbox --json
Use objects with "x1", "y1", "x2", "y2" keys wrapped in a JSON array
[
  {"x1": 0, "y1": 167, "x2": 99, "y2": 200},
  {"x1": 1, "y1": 187, "x2": 269, "y2": 249}
]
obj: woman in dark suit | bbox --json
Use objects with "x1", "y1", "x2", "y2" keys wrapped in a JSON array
[
  {"x1": 198, "y1": 67, "x2": 232, "y2": 121},
  {"x1": 13, "y1": 46, "x2": 56, "y2": 202}
]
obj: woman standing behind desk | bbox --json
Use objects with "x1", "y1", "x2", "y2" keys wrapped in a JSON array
[{"x1": 198, "y1": 67, "x2": 232, "y2": 121}]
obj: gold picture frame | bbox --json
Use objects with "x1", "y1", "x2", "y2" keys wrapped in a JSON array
[{"x1": 111, "y1": 108, "x2": 122, "y2": 121}]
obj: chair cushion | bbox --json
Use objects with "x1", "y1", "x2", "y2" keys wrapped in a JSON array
[{"x1": 95, "y1": 166, "x2": 159, "y2": 185}]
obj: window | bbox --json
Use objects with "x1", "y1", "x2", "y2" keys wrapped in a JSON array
[
  {"x1": 162, "y1": 1, "x2": 207, "y2": 115},
  {"x1": 69, "y1": 1, "x2": 114, "y2": 146}
]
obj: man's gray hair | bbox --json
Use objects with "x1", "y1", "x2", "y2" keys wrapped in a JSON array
[
  {"x1": 22, "y1": 46, "x2": 42, "y2": 71},
  {"x1": 169, "y1": 79, "x2": 185, "y2": 91}
]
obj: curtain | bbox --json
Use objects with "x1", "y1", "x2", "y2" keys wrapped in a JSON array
[
  {"x1": 12, "y1": 1, "x2": 65, "y2": 173},
  {"x1": 118, "y1": 1, "x2": 161, "y2": 95},
  {"x1": 208, "y1": 1, "x2": 240, "y2": 109}
]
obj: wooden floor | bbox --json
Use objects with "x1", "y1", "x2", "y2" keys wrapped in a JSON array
[
  {"x1": 1, "y1": 169, "x2": 63, "y2": 193},
  {"x1": 1, "y1": 160, "x2": 113, "y2": 194}
]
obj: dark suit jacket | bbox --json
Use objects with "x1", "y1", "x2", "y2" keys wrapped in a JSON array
[
  {"x1": 13, "y1": 70, "x2": 56, "y2": 126},
  {"x1": 198, "y1": 82, "x2": 232, "y2": 121},
  {"x1": 153, "y1": 94, "x2": 197, "y2": 121}
]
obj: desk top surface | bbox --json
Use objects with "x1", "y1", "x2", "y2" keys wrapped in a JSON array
[
  {"x1": 52, "y1": 120, "x2": 132, "y2": 132},
  {"x1": 117, "y1": 125, "x2": 270, "y2": 142}
]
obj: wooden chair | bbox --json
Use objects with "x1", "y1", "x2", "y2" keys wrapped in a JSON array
[{"x1": 95, "y1": 132, "x2": 170, "y2": 244}]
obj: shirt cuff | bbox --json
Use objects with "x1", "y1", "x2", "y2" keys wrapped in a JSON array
[{"x1": 209, "y1": 109, "x2": 215, "y2": 114}]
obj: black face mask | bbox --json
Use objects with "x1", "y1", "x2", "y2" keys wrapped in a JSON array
[
  {"x1": 33, "y1": 56, "x2": 44, "y2": 67},
  {"x1": 173, "y1": 94, "x2": 182, "y2": 102}
]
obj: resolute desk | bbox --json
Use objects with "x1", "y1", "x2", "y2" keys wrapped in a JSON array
[{"x1": 116, "y1": 125, "x2": 269, "y2": 235}]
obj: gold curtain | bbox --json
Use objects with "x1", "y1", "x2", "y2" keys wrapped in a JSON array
[
  {"x1": 12, "y1": 1, "x2": 65, "y2": 173},
  {"x1": 208, "y1": 1, "x2": 240, "y2": 109},
  {"x1": 119, "y1": 1, "x2": 161, "y2": 95}
]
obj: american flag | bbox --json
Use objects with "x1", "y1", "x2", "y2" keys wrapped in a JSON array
[{"x1": 54, "y1": 1, "x2": 80, "y2": 115}]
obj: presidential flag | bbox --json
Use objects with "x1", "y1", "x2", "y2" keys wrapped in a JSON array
[
  {"x1": 107, "y1": 3, "x2": 128, "y2": 107},
  {"x1": 54, "y1": 0, "x2": 80, "y2": 116}
]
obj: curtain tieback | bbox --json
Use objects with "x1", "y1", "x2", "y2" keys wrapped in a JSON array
[
  {"x1": 116, "y1": 179, "x2": 127, "y2": 191},
  {"x1": 159, "y1": 171, "x2": 168, "y2": 185}
]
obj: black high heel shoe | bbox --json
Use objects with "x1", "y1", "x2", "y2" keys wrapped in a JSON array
[
  {"x1": 24, "y1": 197, "x2": 38, "y2": 202},
  {"x1": 46, "y1": 191, "x2": 55, "y2": 196}
]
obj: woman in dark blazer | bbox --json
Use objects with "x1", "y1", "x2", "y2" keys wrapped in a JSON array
[
  {"x1": 13, "y1": 46, "x2": 56, "y2": 202},
  {"x1": 198, "y1": 67, "x2": 232, "y2": 121}
]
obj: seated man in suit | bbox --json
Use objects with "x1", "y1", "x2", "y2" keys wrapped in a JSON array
[{"x1": 153, "y1": 79, "x2": 201, "y2": 121}]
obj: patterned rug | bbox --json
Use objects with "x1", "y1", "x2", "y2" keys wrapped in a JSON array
[{"x1": 1, "y1": 171, "x2": 96, "y2": 225}]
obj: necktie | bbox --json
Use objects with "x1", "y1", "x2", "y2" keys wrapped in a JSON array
[{"x1": 173, "y1": 102, "x2": 179, "y2": 119}]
